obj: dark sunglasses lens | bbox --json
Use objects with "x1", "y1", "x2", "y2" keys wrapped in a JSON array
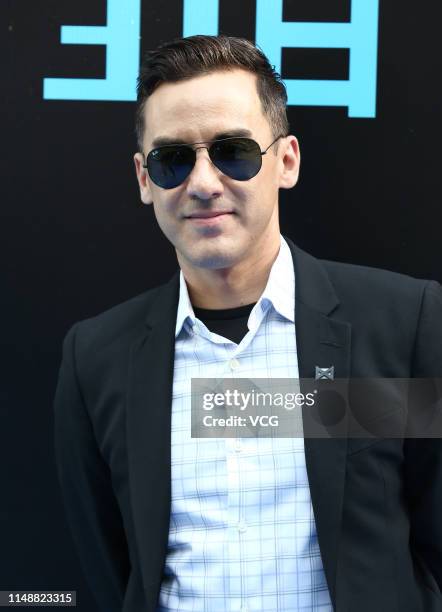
[
  {"x1": 147, "y1": 146, "x2": 195, "y2": 189},
  {"x1": 211, "y1": 138, "x2": 262, "y2": 180}
]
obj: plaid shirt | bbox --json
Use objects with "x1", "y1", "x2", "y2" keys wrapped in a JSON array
[{"x1": 157, "y1": 235, "x2": 332, "y2": 611}]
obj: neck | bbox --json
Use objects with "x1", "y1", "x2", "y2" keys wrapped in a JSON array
[{"x1": 178, "y1": 233, "x2": 281, "y2": 309}]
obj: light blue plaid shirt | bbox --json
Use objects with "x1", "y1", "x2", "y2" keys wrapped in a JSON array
[{"x1": 157, "y1": 235, "x2": 333, "y2": 612}]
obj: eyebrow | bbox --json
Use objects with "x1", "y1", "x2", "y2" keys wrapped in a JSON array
[{"x1": 150, "y1": 128, "x2": 253, "y2": 149}]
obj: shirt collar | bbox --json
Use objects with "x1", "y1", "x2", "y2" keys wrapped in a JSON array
[
  {"x1": 175, "y1": 234, "x2": 295, "y2": 338},
  {"x1": 175, "y1": 269, "x2": 197, "y2": 337}
]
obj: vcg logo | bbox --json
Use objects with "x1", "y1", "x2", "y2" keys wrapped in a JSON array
[{"x1": 43, "y1": 0, "x2": 379, "y2": 118}]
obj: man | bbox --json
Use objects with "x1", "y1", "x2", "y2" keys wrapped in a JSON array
[{"x1": 54, "y1": 35, "x2": 442, "y2": 612}]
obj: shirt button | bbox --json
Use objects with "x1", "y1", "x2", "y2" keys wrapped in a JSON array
[
  {"x1": 237, "y1": 520, "x2": 247, "y2": 533},
  {"x1": 229, "y1": 358, "x2": 240, "y2": 371}
]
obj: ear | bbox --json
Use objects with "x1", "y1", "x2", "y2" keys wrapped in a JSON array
[
  {"x1": 278, "y1": 136, "x2": 301, "y2": 189},
  {"x1": 133, "y1": 152, "x2": 153, "y2": 205}
]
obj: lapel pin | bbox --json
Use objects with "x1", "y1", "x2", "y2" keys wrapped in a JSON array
[{"x1": 315, "y1": 366, "x2": 335, "y2": 380}]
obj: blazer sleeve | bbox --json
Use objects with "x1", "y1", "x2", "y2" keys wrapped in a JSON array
[
  {"x1": 405, "y1": 280, "x2": 442, "y2": 594},
  {"x1": 53, "y1": 322, "x2": 130, "y2": 612}
]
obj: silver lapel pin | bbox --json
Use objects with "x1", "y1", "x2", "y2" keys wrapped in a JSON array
[{"x1": 315, "y1": 366, "x2": 335, "y2": 380}]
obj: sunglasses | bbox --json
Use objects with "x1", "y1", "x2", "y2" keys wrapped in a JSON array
[{"x1": 142, "y1": 134, "x2": 286, "y2": 189}]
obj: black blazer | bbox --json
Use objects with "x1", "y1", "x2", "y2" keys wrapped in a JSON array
[{"x1": 54, "y1": 236, "x2": 442, "y2": 612}]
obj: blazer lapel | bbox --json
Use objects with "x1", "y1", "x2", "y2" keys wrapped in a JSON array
[
  {"x1": 126, "y1": 270, "x2": 179, "y2": 605},
  {"x1": 284, "y1": 236, "x2": 351, "y2": 603}
]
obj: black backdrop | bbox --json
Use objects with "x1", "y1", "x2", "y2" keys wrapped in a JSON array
[{"x1": 3, "y1": 1, "x2": 442, "y2": 610}]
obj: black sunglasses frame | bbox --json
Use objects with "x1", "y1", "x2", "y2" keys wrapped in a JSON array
[{"x1": 142, "y1": 134, "x2": 287, "y2": 189}]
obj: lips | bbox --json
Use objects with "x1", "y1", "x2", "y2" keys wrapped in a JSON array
[{"x1": 186, "y1": 211, "x2": 234, "y2": 219}]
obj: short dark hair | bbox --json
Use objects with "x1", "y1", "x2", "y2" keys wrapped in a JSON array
[{"x1": 135, "y1": 34, "x2": 289, "y2": 151}]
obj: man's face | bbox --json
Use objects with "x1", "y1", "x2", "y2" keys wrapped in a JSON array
[{"x1": 134, "y1": 69, "x2": 300, "y2": 273}]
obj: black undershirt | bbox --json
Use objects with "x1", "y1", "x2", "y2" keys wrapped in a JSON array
[{"x1": 193, "y1": 302, "x2": 257, "y2": 345}]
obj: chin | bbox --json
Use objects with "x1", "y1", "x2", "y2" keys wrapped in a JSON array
[
  {"x1": 185, "y1": 245, "x2": 240, "y2": 270},
  {"x1": 192, "y1": 253, "x2": 236, "y2": 270}
]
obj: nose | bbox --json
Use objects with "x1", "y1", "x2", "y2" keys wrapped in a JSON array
[{"x1": 185, "y1": 146, "x2": 224, "y2": 200}]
